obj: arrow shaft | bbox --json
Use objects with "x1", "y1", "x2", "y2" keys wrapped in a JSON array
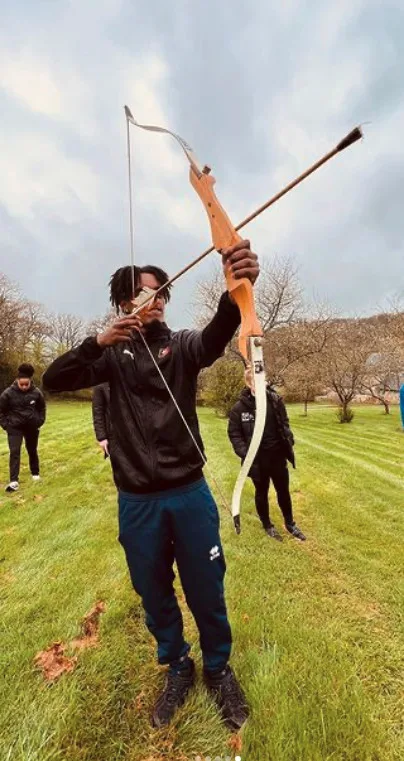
[{"x1": 132, "y1": 125, "x2": 362, "y2": 315}]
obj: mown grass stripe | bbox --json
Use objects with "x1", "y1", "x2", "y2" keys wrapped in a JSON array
[
  {"x1": 297, "y1": 435, "x2": 403, "y2": 489},
  {"x1": 295, "y1": 430, "x2": 403, "y2": 474},
  {"x1": 1, "y1": 403, "x2": 403, "y2": 761}
]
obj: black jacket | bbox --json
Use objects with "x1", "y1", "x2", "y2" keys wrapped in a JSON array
[
  {"x1": 0, "y1": 382, "x2": 46, "y2": 432},
  {"x1": 228, "y1": 385, "x2": 295, "y2": 475},
  {"x1": 43, "y1": 293, "x2": 240, "y2": 493},
  {"x1": 92, "y1": 383, "x2": 111, "y2": 441}
]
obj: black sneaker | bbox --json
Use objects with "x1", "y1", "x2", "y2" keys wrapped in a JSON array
[
  {"x1": 264, "y1": 525, "x2": 283, "y2": 542},
  {"x1": 286, "y1": 523, "x2": 306, "y2": 541},
  {"x1": 151, "y1": 659, "x2": 195, "y2": 728},
  {"x1": 204, "y1": 665, "x2": 249, "y2": 731}
]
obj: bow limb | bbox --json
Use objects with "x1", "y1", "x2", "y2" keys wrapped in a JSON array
[
  {"x1": 189, "y1": 167, "x2": 266, "y2": 533},
  {"x1": 231, "y1": 349, "x2": 267, "y2": 532}
]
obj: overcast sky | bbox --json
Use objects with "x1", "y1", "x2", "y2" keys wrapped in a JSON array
[{"x1": 0, "y1": 0, "x2": 403, "y2": 328}]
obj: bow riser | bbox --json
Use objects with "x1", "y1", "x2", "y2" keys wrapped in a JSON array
[
  {"x1": 188, "y1": 166, "x2": 266, "y2": 531},
  {"x1": 189, "y1": 168, "x2": 263, "y2": 362}
]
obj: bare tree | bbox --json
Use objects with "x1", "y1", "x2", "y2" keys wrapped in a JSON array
[
  {"x1": 322, "y1": 319, "x2": 374, "y2": 422},
  {"x1": 87, "y1": 309, "x2": 115, "y2": 336},
  {"x1": 17, "y1": 301, "x2": 52, "y2": 354},
  {"x1": 265, "y1": 303, "x2": 335, "y2": 389},
  {"x1": 292, "y1": 359, "x2": 326, "y2": 416},
  {"x1": 192, "y1": 265, "x2": 225, "y2": 329},
  {"x1": 192, "y1": 255, "x2": 303, "y2": 367},
  {"x1": 0, "y1": 273, "x2": 23, "y2": 357},
  {"x1": 385, "y1": 303, "x2": 404, "y2": 360},
  {"x1": 0, "y1": 275, "x2": 54, "y2": 386},
  {"x1": 193, "y1": 256, "x2": 302, "y2": 331},
  {"x1": 281, "y1": 334, "x2": 330, "y2": 415},
  {"x1": 359, "y1": 316, "x2": 404, "y2": 413},
  {"x1": 255, "y1": 256, "x2": 303, "y2": 331},
  {"x1": 50, "y1": 313, "x2": 86, "y2": 356}
]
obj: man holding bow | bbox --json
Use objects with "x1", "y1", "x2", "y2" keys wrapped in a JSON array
[{"x1": 43, "y1": 240, "x2": 258, "y2": 731}]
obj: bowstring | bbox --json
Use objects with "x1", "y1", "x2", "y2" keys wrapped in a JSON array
[
  {"x1": 136, "y1": 330, "x2": 232, "y2": 518},
  {"x1": 126, "y1": 111, "x2": 136, "y2": 299}
]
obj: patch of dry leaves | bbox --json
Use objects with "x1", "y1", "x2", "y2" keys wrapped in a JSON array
[{"x1": 34, "y1": 601, "x2": 106, "y2": 682}]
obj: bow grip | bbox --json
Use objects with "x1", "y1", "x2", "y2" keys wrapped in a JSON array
[{"x1": 189, "y1": 168, "x2": 263, "y2": 360}]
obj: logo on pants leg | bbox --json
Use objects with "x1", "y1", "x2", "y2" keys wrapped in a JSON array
[{"x1": 209, "y1": 545, "x2": 220, "y2": 561}]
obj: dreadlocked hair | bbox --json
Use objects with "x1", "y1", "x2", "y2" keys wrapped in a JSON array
[
  {"x1": 109, "y1": 267, "x2": 140, "y2": 314},
  {"x1": 109, "y1": 265, "x2": 172, "y2": 314}
]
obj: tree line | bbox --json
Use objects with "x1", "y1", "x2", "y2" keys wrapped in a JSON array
[
  {"x1": 195, "y1": 259, "x2": 404, "y2": 421},
  {"x1": 0, "y1": 273, "x2": 112, "y2": 395},
  {"x1": 1, "y1": 266, "x2": 403, "y2": 421}
]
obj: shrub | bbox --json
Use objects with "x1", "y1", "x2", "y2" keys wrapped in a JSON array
[
  {"x1": 200, "y1": 358, "x2": 245, "y2": 417},
  {"x1": 336, "y1": 405, "x2": 355, "y2": 423}
]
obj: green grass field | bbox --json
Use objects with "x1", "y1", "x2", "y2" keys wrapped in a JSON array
[{"x1": 0, "y1": 402, "x2": 403, "y2": 761}]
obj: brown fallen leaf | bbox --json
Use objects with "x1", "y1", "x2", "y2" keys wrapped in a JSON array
[
  {"x1": 70, "y1": 600, "x2": 106, "y2": 650},
  {"x1": 134, "y1": 690, "x2": 146, "y2": 711},
  {"x1": 82, "y1": 601, "x2": 106, "y2": 636},
  {"x1": 34, "y1": 642, "x2": 77, "y2": 682},
  {"x1": 228, "y1": 733, "x2": 243, "y2": 754},
  {"x1": 34, "y1": 601, "x2": 106, "y2": 681}
]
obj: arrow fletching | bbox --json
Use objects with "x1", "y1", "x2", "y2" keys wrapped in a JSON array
[{"x1": 336, "y1": 126, "x2": 363, "y2": 152}]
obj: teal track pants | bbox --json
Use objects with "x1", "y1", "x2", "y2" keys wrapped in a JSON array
[{"x1": 118, "y1": 477, "x2": 232, "y2": 672}]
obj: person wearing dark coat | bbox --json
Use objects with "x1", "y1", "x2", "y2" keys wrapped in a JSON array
[
  {"x1": 92, "y1": 383, "x2": 111, "y2": 457},
  {"x1": 228, "y1": 370, "x2": 306, "y2": 541},
  {"x1": 43, "y1": 243, "x2": 258, "y2": 732},
  {"x1": 0, "y1": 363, "x2": 46, "y2": 493}
]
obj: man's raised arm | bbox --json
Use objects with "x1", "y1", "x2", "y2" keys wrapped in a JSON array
[{"x1": 43, "y1": 313, "x2": 142, "y2": 391}]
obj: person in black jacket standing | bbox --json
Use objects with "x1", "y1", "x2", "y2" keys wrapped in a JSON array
[
  {"x1": 92, "y1": 383, "x2": 111, "y2": 457},
  {"x1": 43, "y1": 240, "x2": 258, "y2": 732},
  {"x1": 0, "y1": 363, "x2": 46, "y2": 493},
  {"x1": 228, "y1": 370, "x2": 306, "y2": 542}
]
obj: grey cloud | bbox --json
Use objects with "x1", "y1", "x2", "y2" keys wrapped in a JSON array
[{"x1": 0, "y1": 0, "x2": 403, "y2": 329}]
